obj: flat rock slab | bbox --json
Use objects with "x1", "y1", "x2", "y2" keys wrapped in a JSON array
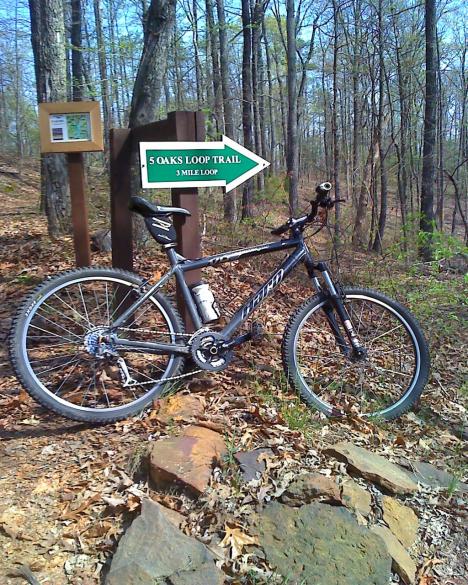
[
  {"x1": 281, "y1": 472, "x2": 341, "y2": 506},
  {"x1": 402, "y1": 460, "x2": 468, "y2": 492},
  {"x1": 257, "y1": 501, "x2": 391, "y2": 585},
  {"x1": 150, "y1": 426, "x2": 226, "y2": 494},
  {"x1": 155, "y1": 394, "x2": 204, "y2": 424},
  {"x1": 234, "y1": 448, "x2": 273, "y2": 482},
  {"x1": 371, "y1": 525, "x2": 417, "y2": 585},
  {"x1": 324, "y1": 442, "x2": 418, "y2": 495},
  {"x1": 382, "y1": 496, "x2": 419, "y2": 548},
  {"x1": 341, "y1": 478, "x2": 372, "y2": 517},
  {"x1": 106, "y1": 499, "x2": 224, "y2": 585}
]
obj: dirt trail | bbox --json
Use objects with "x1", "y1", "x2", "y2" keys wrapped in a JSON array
[{"x1": 0, "y1": 161, "x2": 466, "y2": 584}]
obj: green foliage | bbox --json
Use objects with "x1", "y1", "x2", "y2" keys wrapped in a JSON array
[
  {"x1": 251, "y1": 370, "x2": 323, "y2": 438},
  {"x1": 390, "y1": 213, "x2": 468, "y2": 263},
  {"x1": 423, "y1": 231, "x2": 468, "y2": 262},
  {"x1": 260, "y1": 175, "x2": 288, "y2": 206}
]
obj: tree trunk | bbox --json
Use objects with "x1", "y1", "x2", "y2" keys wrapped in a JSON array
[
  {"x1": 393, "y1": 15, "x2": 409, "y2": 249},
  {"x1": 352, "y1": 124, "x2": 380, "y2": 247},
  {"x1": 331, "y1": 0, "x2": 341, "y2": 243},
  {"x1": 205, "y1": 0, "x2": 223, "y2": 134},
  {"x1": 419, "y1": 0, "x2": 438, "y2": 261},
  {"x1": 128, "y1": 0, "x2": 176, "y2": 244},
  {"x1": 241, "y1": 0, "x2": 254, "y2": 219},
  {"x1": 216, "y1": 0, "x2": 236, "y2": 221},
  {"x1": 128, "y1": 0, "x2": 176, "y2": 127},
  {"x1": 263, "y1": 18, "x2": 276, "y2": 173},
  {"x1": 28, "y1": 0, "x2": 71, "y2": 238},
  {"x1": 93, "y1": 0, "x2": 111, "y2": 145},
  {"x1": 108, "y1": 0, "x2": 122, "y2": 126},
  {"x1": 372, "y1": 0, "x2": 388, "y2": 253},
  {"x1": 435, "y1": 33, "x2": 444, "y2": 230},
  {"x1": 70, "y1": 0, "x2": 84, "y2": 101},
  {"x1": 252, "y1": 0, "x2": 265, "y2": 192},
  {"x1": 193, "y1": 0, "x2": 203, "y2": 107},
  {"x1": 286, "y1": 0, "x2": 299, "y2": 215}
]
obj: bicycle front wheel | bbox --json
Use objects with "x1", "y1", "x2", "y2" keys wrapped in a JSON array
[
  {"x1": 10, "y1": 268, "x2": 185, "y2": 423},
  {"x1": 282, "y1": 287, "x2": 430, "y2": 420}
]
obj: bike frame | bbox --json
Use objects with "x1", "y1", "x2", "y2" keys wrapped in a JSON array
[{"x1": 111, "y1": 231, "x2": 362, "y2": 356}]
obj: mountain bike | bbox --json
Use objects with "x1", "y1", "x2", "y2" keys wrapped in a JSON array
[{"x1": 9, "y1": 182, "x2": 430, "y2": 423}]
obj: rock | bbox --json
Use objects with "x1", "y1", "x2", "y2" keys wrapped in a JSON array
[
  {"x1": 382, "y1": 496, "x2": 418, "y2": 548},
  {"x1": 155, "y1": 394, "x2": 204, "y2": 424},
  {"x1": 401, "y1": 460, "x2": 468, "y2": 493},
  {"x1": 157, "y1": 504, "x2": 185, "y2": 530},
  {"x1": 371, "y1": 525, "x2": 417, "y2": 585},
  {"x1": 168, "y1": 564, "x2": 224, "y2": 585},
  {"x1": 439, "y1": 252, "x2": 468, "y2": 274},
  {"x1": 90, "y1": 228, "x2": 112, "y2": 252},
  {"x1": 281, "y1": 472, "x2": 341, "y2": 506},
  {"x1": 341, "y1": 479, "x2": 372, "y2": 517},
  {"x1": 149, "y1": 425, "x2": 227, "y2": 494},
  {"x1": 256, "y1": 501, "x2": 391, "y2": 585},
  {"x1": 234, "y1": 448, "x2": 273, "y2": 482},
  {"x1": 106, "y1": 499, "x2": 224, "y2": 585},
  {"x1": 324, "y1": 443, "x2": 418, "y2": 495}
]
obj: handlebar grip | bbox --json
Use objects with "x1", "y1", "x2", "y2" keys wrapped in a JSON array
[
  {"x1": 271, "y1": 223, "x2": 289, "y2": 236},
  {"x1": 316, "y1": 182, "x2": 332, "y2": 196}
]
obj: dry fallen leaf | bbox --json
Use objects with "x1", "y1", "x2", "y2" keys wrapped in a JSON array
[{"x1": 220, "y1": 523, "x2": 258, "y2": 559}]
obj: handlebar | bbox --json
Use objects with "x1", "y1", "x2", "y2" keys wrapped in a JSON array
[
  {"x1": 316, "y1": 182, "x2": 332, "y2": 197},
  {"x1": 270, "y1": 182, "x2": 342, "y2": 236}
]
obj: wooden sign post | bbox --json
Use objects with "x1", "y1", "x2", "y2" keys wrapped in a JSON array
[
  {"x1": 39, "y1": 101, "x2": 104, "y2": 267},
  {"x1": 109, "y1": 111, "x2": 270, "y2": 331},
  {"x1": 109, "y1": 111, "x2": 205, "y2": 330}
]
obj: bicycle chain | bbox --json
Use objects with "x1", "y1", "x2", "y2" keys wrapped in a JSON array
[{"x1": 116, "y1": 326, "x2": 203, "y2": 387}]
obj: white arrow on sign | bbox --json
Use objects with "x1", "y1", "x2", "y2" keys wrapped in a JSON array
[{"x1": 140, "y1": 135, "x2": 270, "y2": 192}]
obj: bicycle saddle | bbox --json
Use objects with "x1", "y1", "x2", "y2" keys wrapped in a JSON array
[{"x1": 129, "y1": 196, "x2": 191, "y2": 218}]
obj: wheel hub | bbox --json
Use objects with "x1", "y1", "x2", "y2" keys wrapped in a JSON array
[
  {"x1": 84, "y1": 328, "x2": 116, "y2": 358},
  {"x1": 190, "y1": 331, "x2": 233, "y2": 372}
]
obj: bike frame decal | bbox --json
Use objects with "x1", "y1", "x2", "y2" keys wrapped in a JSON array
[{"x1": 112, "y1": 236, "x2": 310, "y2": 346}]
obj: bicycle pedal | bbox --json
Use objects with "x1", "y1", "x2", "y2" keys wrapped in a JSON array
[{"x1": 250, "y1": 321, "x2": 264, "y2": 343}]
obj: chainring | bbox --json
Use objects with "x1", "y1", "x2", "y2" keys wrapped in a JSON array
[{"x1": 190, "y1": 331, "x2": 233, "y2": 372}]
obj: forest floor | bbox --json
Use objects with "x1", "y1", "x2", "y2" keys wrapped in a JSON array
[{"x1": 0, "y1": 157, "x2": 466, "y2": 584}]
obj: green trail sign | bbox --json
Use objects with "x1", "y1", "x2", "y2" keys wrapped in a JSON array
[{"x1": 139, "y1": 136, "x2": 270, "y2": 192}]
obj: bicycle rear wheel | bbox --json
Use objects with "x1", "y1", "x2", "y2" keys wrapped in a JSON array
[
  {"x1": 10, "y1": 267, "x2": 185, "y2": 423},
  {"x1": 282, "y1": 287, "x2": 430, "y2": 420}
]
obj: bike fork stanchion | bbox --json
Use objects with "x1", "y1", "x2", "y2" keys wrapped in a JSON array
[{"x1": 317, "y1": 264, "x2": 365, "y2": 356}]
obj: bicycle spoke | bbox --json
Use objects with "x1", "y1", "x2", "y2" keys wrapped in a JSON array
[
  {"x1": 293, "y1": 295, "x2": 418, "y2": 417},
  {"x1": 367, "y1": 324, "x2": 404, "y2": 346},
  {"x1": 29, "y1": 351, "x2": 79, "y2": 366},
  {"x1": 34, "y1": 309, "x2": 83, "y2": 341},
  {"x1": 64, "y1": 289, "x2": 94, "y2": 329},
  {"x1": 78, "y1": 284, "x2": 94, "y2": 329},
  {"x1": 19, "y1": 274, "x2": 182, "y2": 416},
  {"x1": 40, "y1": 301, "x2": 89, "y2": 332},
  {"x1": 28, "y1": 324, "x2": 78, "y2": 344},
  {"x1": 37, "y1": 355, "x2": 82, "y2": 377},
  {"x1": 54, "y1": 360, "x2": 81, "y2": 395}
]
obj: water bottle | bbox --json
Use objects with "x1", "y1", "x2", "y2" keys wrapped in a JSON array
[{"x1": 190, "y1": 282, "x2": 221, "y2": 323}]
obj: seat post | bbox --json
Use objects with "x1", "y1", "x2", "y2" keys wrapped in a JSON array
[{"x1": 165, "y1": 246, "x2": 180, "y2": 267}]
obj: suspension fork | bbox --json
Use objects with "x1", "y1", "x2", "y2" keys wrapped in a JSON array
[{"x1": 305, "y1": 257, "x2": 365, "y2": 356}]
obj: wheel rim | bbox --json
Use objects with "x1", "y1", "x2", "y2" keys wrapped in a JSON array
[
  {"x1": 292, "y1": 294, "x2": 421, "y2": 418},
  {"x1": 21, "y1": 276, "x2": 178, "y2": 414}
]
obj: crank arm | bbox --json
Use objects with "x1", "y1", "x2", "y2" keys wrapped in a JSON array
[
  {"x1": 112, "y1": 337, "x2": 190, "y2": 355},
  {"x1": 221, "y1": 331, "x2": 252, "y2": 351}
]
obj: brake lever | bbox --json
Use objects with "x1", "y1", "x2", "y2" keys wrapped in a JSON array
[{"x1": 322, "y1": 198, "x2": 346, "y2": 209}]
